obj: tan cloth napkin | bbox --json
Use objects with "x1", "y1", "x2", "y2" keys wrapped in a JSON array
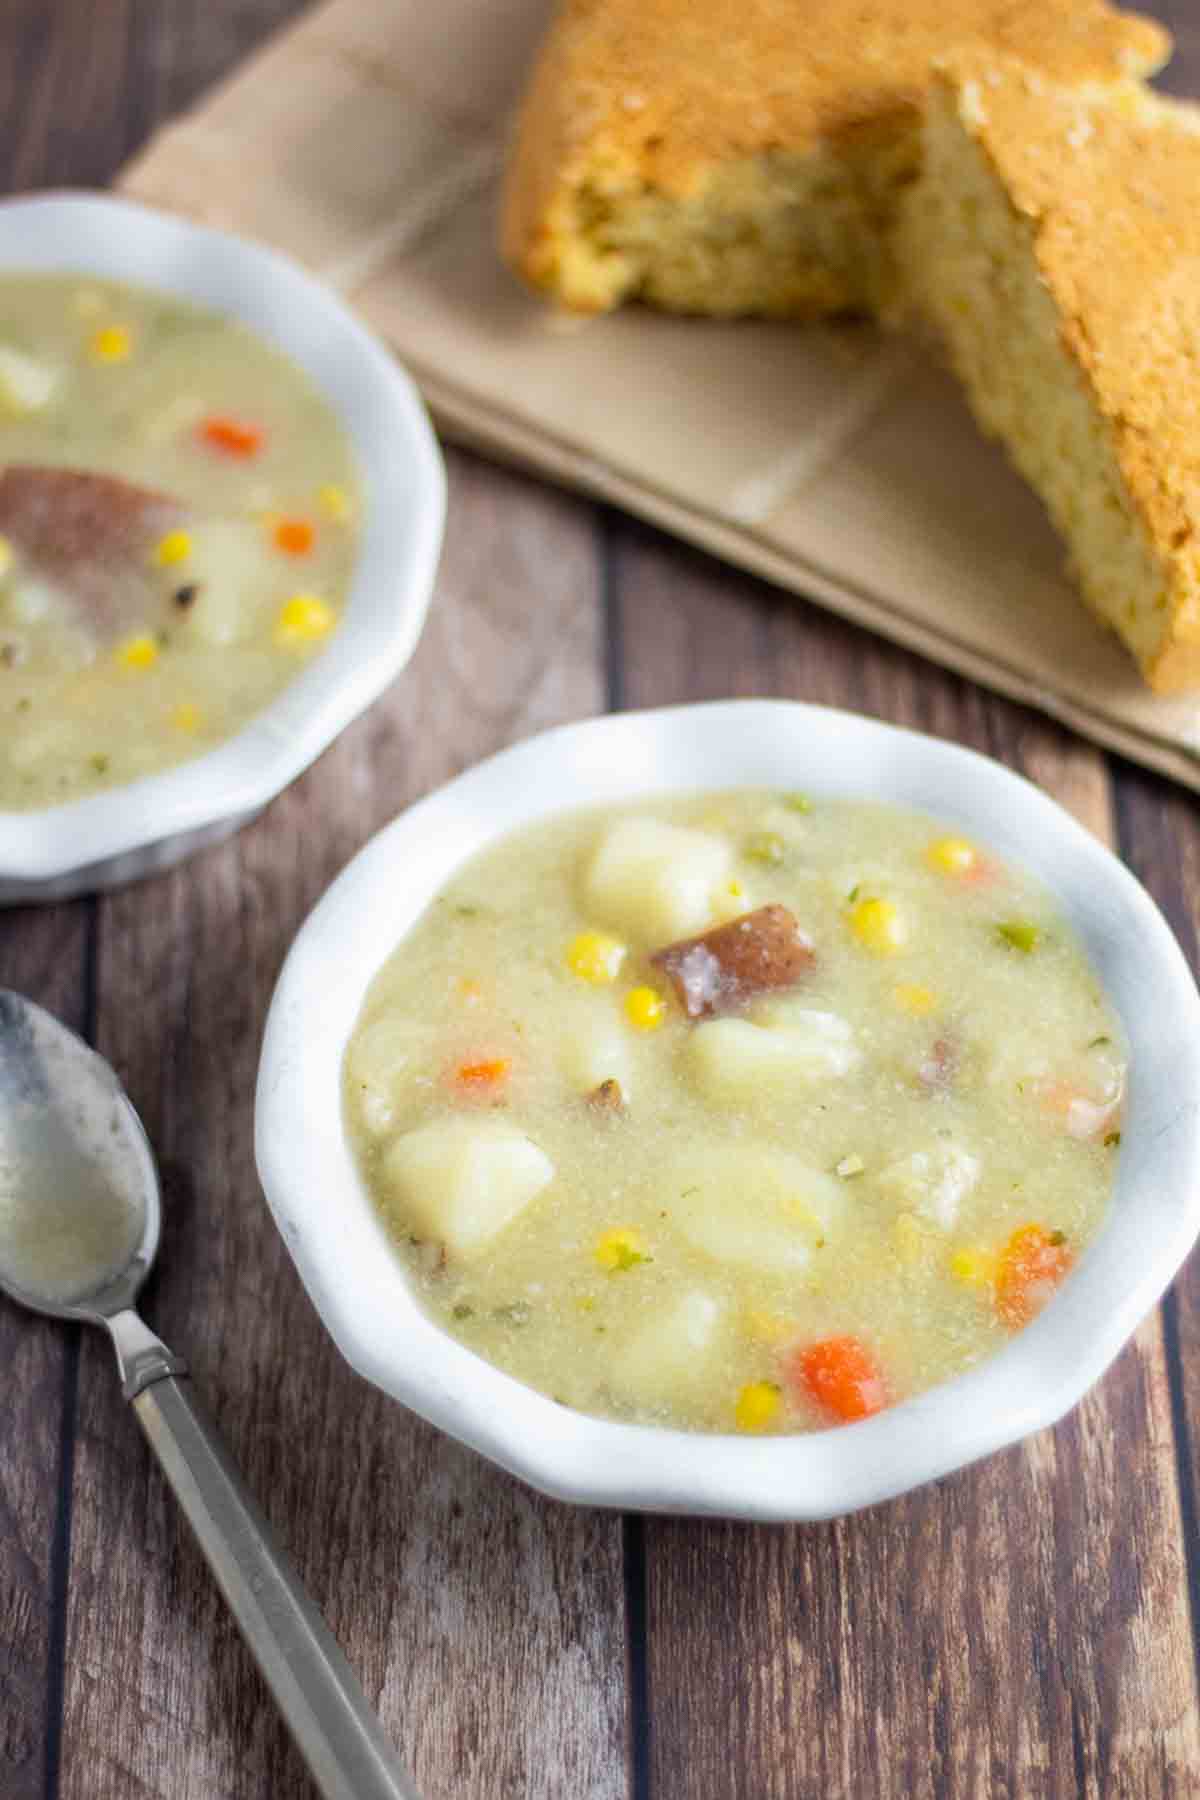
[{"x1": 120, "y1": 0, "x2": 1200, "y2": 789}]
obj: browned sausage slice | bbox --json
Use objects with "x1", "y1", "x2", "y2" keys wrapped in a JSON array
[
  {"x1": 650, "y1": 904, "x2": 815, "y2": 1019},
  {"x1": 0, "y1": 465, "x2": 184, "y2": 641}
]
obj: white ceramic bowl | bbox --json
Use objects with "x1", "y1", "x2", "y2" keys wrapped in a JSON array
[
  {"x1": 255, "y1": 701, "x2": 1200, "y2": 1520},
  {"x1": 0, "y1": 193, "x2": 445, "y2": 904}
]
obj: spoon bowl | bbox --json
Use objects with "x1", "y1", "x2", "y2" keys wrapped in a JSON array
[{"x1": 0, "y1": 990, "x2": 159, "y2": 1322}]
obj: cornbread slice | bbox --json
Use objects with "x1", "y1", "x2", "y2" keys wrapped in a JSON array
[
  {"x1": 501, "y1": 0, "x2": 1169, "y2": 318},
  {"x1": 900, "y1": 57, "x2": 1200, "y2": 692}
]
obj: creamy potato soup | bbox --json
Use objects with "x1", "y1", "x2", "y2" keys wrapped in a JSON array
[
  {"x1": 0, "y1": 274, "x2": 359, "y2": 809},
  {"x1": 344, "y1": 794, "x2": 1125, "y2": 1434}
]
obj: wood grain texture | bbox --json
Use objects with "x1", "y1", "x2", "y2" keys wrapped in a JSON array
[
  {"x1": 611, "y1": 519, "x2": 1200, "y2": 1800},
  {"x1": 0, "y1": 909, "x2": 90, "y2": 1800}
]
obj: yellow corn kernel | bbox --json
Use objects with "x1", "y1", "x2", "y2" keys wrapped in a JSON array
[
  {"x1": 727, "y1": 879, "x2": 744, "y2": 900},
  {"x1": 318, "y1": 483, "x2": 353, "y2": 523},
  {"x1": 735, "y1": 1381, "x2": 783, "y2": 1433},
  {"x1": 926, "y1": 836, "x2": 979, "y2": 878},
  {"x1": 0, "y1": 534, "x2": 12, "y2": 578},
  {"x1": 275, "y1": 593, "x2": 335, "y2": 645},
  {"x1": 115, "y1": 634, "x2": 159, "y2": 671},
  {"x1": 624, "y1": 986, "x2": 666, "y2": 1031},
  {"x1": 594, "y1": 1227, "x2": 649, "y2": 1273},
  {"x1": 894, "y1": 982, "x2": 936, "y2": 1017},
  {"x1": 744, "y1": 1309, "x2": 793, "y2": 1346},
  {"x1": 153, "y1": 529, "x2": 192, "y2": 568},
  {"x1": 566, "y1": 930, "x2": 626, "y2": 985},
  {"x1": 90, "y1": 325, "x2": 132, "y2": 363},
  {"x1": 949, "y1": 1247, "x2": 998, "y2": 1290},
  {"x1": 849, "y1": 896, "x2": 908, "y2": 955},
  {"x1": 171, "y1": 701, "x2": 202, "y2": 733}
]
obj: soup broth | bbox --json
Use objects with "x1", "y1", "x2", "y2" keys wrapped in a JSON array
[
  {"x1": 0, "y1": 274, "x2": 359, "y2": 809},
  {"x1": 344, "y1": 793, "x2": 1124, "y2": 1434}
]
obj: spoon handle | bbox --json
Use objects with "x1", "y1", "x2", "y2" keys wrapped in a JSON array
[{"x1": 129, "y1": 1363, "x2": 420, "y2": 1800}]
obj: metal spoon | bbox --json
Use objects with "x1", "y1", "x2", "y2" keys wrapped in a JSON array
[{"x1": 0, "y1": 989, "x2": 419, "y2": 1800}]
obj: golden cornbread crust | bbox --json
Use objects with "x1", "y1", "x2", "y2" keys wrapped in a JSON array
[
  {"x1": 913, "y1": 57, "x2": 1200, "y2": 691},
  {"x1": 502, "y1": 0, "x2": 1169, "y2": 316}
]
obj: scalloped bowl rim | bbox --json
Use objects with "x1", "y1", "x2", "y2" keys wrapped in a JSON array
[
  {"x1": 255, "y1": 701, "x2": 1200, "y2": 1520},
  {"x1": 0, "y1": 191, "x2": 445, "y2": 883}
]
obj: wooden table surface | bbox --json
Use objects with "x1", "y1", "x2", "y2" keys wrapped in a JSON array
[{"x1": 3, "y1": 3, "x2": 1200, "y2": 1796}]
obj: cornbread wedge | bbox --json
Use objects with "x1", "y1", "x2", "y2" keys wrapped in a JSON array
[
  {"x1": 501, "y1": 0, "x2": 1169, "y2": 318},
  {"x1": 900, "y1": 57, "x2": 1200, "y2": 692}
]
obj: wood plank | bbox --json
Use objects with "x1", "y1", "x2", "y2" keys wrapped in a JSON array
[
  {"x1": 610, "y1": 522, "x2": 1200, "y2": 1799},
  {"x1": 1111, "y1": 761, "x2": 1200, "y2": 1688},
  {"x1": 0, "y1": 0, "x2": 166, "y2": 1786},
  {"x1": 58, "y1": 450, "x2": 627, "y2": 1800},
  {"x1": 0, "y1": 909, "x2": 90, "y2": 1800}
]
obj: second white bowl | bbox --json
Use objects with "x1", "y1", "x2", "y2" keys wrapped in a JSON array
[{"x1": 0, "y1": 192, "x2": 445, "y2": 904}]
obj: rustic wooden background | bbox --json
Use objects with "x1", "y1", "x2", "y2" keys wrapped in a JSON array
[{"x1": 2, "y1": 2, "x2": 1199, "y2": 1795}]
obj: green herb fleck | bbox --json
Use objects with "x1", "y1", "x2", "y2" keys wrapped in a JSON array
[
  {"x1": 1104, "y1": 1131, "x2": 1122, "y2": 1149},
  {"x1": 1048, "y1": 1230, "x2": 1067, "y2": 1246},
  {"x1": 783, "y1": 793, "x2": 813, "y2": 814},
  {"x1": 847, "y1": 885, "x2": 861, "y2": 904},
  {"x1": 996, "y1": 920, "x2": 1040, "y2": 953},
  {"x1": 451, "y1": 1303, "x2": 475, "y2": 1321},
  {"x1": 1088, "y1": 1035, "x2": 1112, "y2": 1049},
  {"x1": 89, "y1": 753, "x2": 110, "y2": 775}
]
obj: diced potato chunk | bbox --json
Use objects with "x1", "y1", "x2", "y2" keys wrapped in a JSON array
[
  {"x1": 557, "y1": 1001, "x2": 633, "y2": 1101},
  {"x1": 686, "y1": 1008, "x2": 859, "y2": 1103},
  {"x1": 382, "y1": 1117, "x2": 554, "y2": 1257},
  {"x1": 0, "y1": 345, "x2": 59, "y2": 415},
  {"x1": 878, "y1": 1143, "x2": 981, "y2": 1230},
  {"x1": 183, "y1": 520, "x2": 281, "y2": 646},
  {"x1": 667, "y1": 1143, "x2": 843, "y2": 1273},
  {"x1": 611, "y1": 1290, "x2": 725, "y2": 1407},
  {"x1": 584, "y1": 818, "x2": 733, "y2": 944}
]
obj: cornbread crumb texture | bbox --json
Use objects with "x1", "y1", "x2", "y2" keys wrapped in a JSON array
[
  {"x1": 900, "y1": 55, "x2": 1200, "y2": 692},
  {"x1": 501, "y1": 0, "x2": 1169, "y2": 316}
]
